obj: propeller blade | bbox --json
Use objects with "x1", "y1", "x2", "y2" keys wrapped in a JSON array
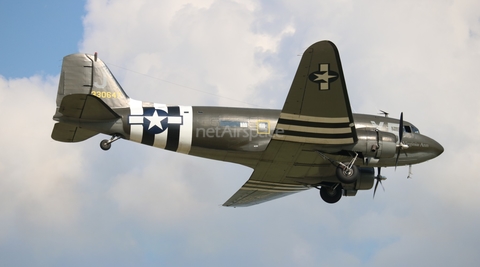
[
  {"x1": 395, "y1": 112, "x2": 404, "y2": 170},
  {"x1": 373, "y1": 179, "x2": 385, "y2": 198},
  {"x1": 399, "y1": 112, "x2": 404, "y2": 143},
  {"x1": 373, "y1": 167, "x2": 386, "y2": 199},
  {"x1": 395, "y1": 150, "x2": 401, "y2": 170}
]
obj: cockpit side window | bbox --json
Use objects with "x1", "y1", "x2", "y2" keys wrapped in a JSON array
[
  {"x1": 411, "y1": 125, "x2": 420, "y2": 133},
  {"x1": 404, "y1": 125, "x2": 412, "y2": 133}
]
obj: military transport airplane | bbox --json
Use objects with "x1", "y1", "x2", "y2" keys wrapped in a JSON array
[{"x1": 51, "y1": 41, "x2": 443, "y2": 206}]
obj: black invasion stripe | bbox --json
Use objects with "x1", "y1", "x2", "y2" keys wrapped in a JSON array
[
  {"x1": 165, "y1": 106, "x2": 180, "y2": 151},
  {"x1": 141, "y1": 116, "x2": 155, "y2": 146},
  {"x1": 277, "y1": 118, "x2": 351, "y2": 128},
  {"x1": 276, "y1": 129, "x2": 354, "y2": 139}
]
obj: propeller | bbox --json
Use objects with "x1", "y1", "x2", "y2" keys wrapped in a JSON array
[
  {"x1": 395, "y1": 112, "x2": 409, "y2": 169},
  {"x1": 373, "y1": 167, "x2": 386, "y2": 198}
]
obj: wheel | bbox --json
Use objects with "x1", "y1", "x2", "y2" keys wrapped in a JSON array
[
  {"x1": 336, "y1": 164, "x2": 359, "y2": 184},
  {"x1": 320, "y1": 185, "x2": 342, "y2": 204},
  {"x1": 100, "y1": 140, "x2": 111, "y2": 151}
]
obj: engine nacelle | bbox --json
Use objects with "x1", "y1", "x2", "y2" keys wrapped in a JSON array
[
  {"x1": 343, "y1": 167, "x2": 375, "y2": 196},
  {"x1": 354, "y1": 128, "x2": 397, "y2": 159}
]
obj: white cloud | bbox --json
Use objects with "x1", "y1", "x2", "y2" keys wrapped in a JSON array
[
  {"x1": 77, "y1": 0, "x2": 480, "y2": 264},
  {"x1": 2, "y1": 0, "x2": 480, "y2": 266},
  {"x1": 0, "y1": 75, "x2": 87, "y2": 250}
]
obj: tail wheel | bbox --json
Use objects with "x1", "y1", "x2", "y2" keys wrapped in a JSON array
[
  {"x1": 100, "y1": 139, "x2": 111, "y2": 151},
  {"x1": 336, "y1": 164, "x2": 359, "y2": 184},
  {"x1": 100, "y1": 135, "x2": 121, "y2": 151},
  {"x1": 320, "y1": 185, "x2": 343, "y2": 204}
]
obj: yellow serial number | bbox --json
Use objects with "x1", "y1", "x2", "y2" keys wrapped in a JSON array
[{"x1": 91, "y1": 91, "x2": 120, "y2": 99}]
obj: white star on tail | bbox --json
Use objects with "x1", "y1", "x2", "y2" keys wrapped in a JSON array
[
  {"x1": 145, "y1": 111, "x2": 166, "y2": 130},
  {"x1": 313, "y1": 72, "x2": 336, "y2": 82}
]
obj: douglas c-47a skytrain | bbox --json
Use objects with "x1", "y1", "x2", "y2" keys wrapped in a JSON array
[{"x1": 51, "y1": 41, "x2": 443, "y2": 206}]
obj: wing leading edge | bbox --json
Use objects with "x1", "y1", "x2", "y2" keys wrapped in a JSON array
[{"x1": 224, "y1": 41, "x2": 356, "y2": 207}]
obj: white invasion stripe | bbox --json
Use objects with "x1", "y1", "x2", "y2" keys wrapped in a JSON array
[
  {"x1": 280, "y1": 113, "x2": 350, "y2": 123},
  {"x1": 276, "y1": 123, "x2": 352, "y2": 134},
  {"x1": 177, "y1": 105, "x2": 193, "y2": 154},
  {"x1": 129, "y1": 99, "x2": 144, "y2": 143},
  {"x1": 152, "y1": 103, "x2": 168, "y2": 149},
  {"x1": 153, "y1": 128, "x2": 168, "y2": 149},
  {"x1": 241, "y1": 187, "x2": 308, "y2": 193},
  {"x1": 246, "y1": 180, "x2": 306, "y2": 188},
  {"x1": 129, "y1": 117, "x2": 143, "y2": 124},
  {"x1": 154, "y1": 103, "x2": 168, "y2": 112},
  {"x1": 130, "y1": 125, "x2": 143, "y2": 143},
  {"x1": 129, "y1": 99, "x2": 143, "y2": 115},
  {"x1": 168, "y1": 116, "x2": 182, "y2": 124},
  {"x1": 241, "y1": 180, "x2": 309, "y2": 192},
  {"x1": 273, "y1": 134, "x2": 354, "y2": 145},
  {"x1": 242, "y1": 185, "x2": 308, "y2": 191}
]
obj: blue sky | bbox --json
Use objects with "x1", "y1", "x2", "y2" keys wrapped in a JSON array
[
  {"x1": 0, "y1": 0, "x2": 85, "y2": 78},
  {"x1": 1, "y1": 0, "x2": 480, "y2": 266}
]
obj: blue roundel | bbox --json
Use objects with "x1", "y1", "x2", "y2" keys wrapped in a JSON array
[{"x1": 142, "y1": 108, "x2": 169, "y2": 134}]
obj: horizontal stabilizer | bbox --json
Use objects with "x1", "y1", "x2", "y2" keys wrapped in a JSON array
[
  {"x1": 57, "y1": 94, "x2": 119, "y2": 120},
  {"x1": 51, "y1": 123, "x2": 98, "y2": 142}
]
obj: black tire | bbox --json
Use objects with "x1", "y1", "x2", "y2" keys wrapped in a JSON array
[
  {"x1": 336, "y1": 164, "x2": 359, "y2": 184},
  {"x1": 100, "y1": 140, "x2": 111, "y2": 151},
  {"x1": 320, "y1": 186, "x2": 342, "y2": 204}
]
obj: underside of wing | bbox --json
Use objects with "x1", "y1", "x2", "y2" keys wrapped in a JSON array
[
  {"x1": 223, "y1": 140, "x2": 339, "y2": 207},
  {"x1": 273, "y1": 40, "x2": 357, "y2": 145},
  {"x1": 222, "y1": 142, "x2": 308, "y2": 207}
]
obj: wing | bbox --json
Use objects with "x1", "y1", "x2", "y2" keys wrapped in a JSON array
[
  {"x1": 223, "y1": 41, "x2": 356, "y2": 207},
  {"x1": 223, "y1": 140, "x2": 339, "y2": 207},
  {"x1": 273, "y1": 40, "x2": 357, "y2": 145}
]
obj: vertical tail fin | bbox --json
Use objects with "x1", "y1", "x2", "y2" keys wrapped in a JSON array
[
  {"x1": 55, "y1": 53, "x2": 129, "y2": 116},
  {"x1": 52, "y1": 53, "x2": 128, "y2": 142}
]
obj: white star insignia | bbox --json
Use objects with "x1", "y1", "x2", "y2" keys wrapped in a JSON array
[
  {"x1": 145, "y1": 111, "x2": 167, "y2": 130},
  {"x1": 313, "y1": 71, "x2": 336, "y2": 82}
]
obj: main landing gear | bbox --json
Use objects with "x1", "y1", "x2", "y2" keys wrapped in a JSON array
[
  {"x1": 318, "y1": 151, "x2": 360, "y2": 184},
  {"x1": 100, "y1": 135, "x2": 121, "y2": 151},
  {"x1": 314, "y1": 151, "x2": 360, "y2": 204},
  {"x1": 319, "y1": 185, "x2": 343, "y2": 204}
]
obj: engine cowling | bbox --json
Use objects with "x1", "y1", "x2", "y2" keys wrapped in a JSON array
[
  {"x1": 343, "y1": 167, "x2": 375, "y2": 196},
  {"x1": 354, "y1": 128, "x2": 397, "y2": 159}
]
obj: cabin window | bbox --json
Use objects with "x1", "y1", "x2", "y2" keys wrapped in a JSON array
[
  {"x1": 404, "y1": 125, "x2": 412, "y2": 133},
  {"x1": 219, "y1": 121, "x2": 248, "y2": 128},
  {"x1": 257, "y1": 121, "x2": 270, "y2": 134}
]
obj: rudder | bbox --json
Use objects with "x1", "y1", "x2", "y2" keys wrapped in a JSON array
[
  {"x1": 52, "y1": 53, "x2": 128, "y2": 142},
  {"x1": 54, "y1": 53, "x2": 129, "y2": 120}
]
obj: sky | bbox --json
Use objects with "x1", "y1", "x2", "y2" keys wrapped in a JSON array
[{"x1": 1, "y1": 0, "x2": 480, "y2": 266}]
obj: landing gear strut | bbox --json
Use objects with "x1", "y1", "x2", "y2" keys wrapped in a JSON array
[
  {"x1": 100, "y1": 135, "x2": 121, "y2": 151},
  {"x1": 336, "y1": 163, "x2": 359, "y2": 184},
  {"x1": 317, "y1": 151, "x2": 360, "y2": 184},
  {"x1": 319, "y1": 185, "x2": 343, "y2": 204}
]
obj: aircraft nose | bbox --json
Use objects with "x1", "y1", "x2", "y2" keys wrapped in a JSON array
[
  {"x1": 430, "y1": 138, "x2": 444, "y2": 157},
  {"x1": 414, "y1": 134, "x2": 444, "y2": 161}
]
